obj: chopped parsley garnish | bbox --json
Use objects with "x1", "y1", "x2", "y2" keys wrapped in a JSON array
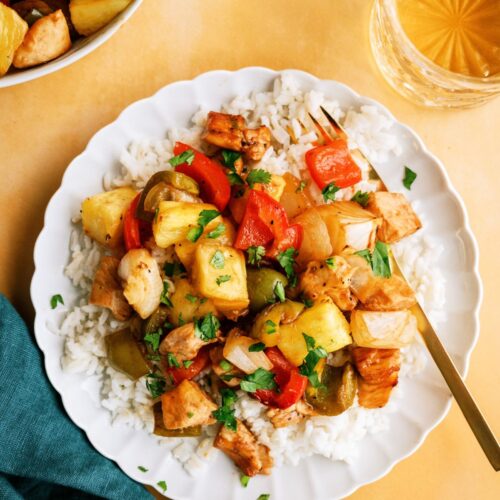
[
  {"x1": 355, "y1": 241, "x2": 392, "y2": 278},
  {"x1": 178, "y1": 312, "x2": 185, "y2": 326},
  {"x1": 50, "y1": 294, "x2": 64, "y2": 309},
  {"x1": 220, "y1": 359, "x2": 232, "y2": 371},
  {"x1": 240, "y1": 475, "x2": 250, "y2": 488},
  {"x1": 194, "y1": 313, "x2": 220, "y2": 342},
  {"x1": 183, "y1": 360, "x2": 194, "y2": 368},
  {"x1": 185, "y1": 293, "x2": 198, "y2": 303},
  {"x1": 212, "y1": 388, "x2": 238, "y2": 431},
  {"x1": 167, "y1": 352, "x2": 180, "y2": 368},
  {"x1": 154, "y1": 207, "x2": 159, "y2": 222},
  {"x1": 147, "y1": 354, "x2": 161, "y2": 361},
  {"x1": 207, "y1": 223, "x2": 226, "y2": 239},
  {"x1": 299, "y1": 333, "x2": 327, "y2": 388},
  {"x1": 247, "y1": 245, "x2": 266, "y2": 266},
  {"x1": 216, "y1": 274, "x2": 231, "y2": 286},
  {"x1": 240, "y1": 368, "x2": 277, "y2": 393},
  {"x1": 274, "y1": 281, "x2": 286, "y2": 302},
  {"x1": 351, "y1": 190, "x2": 369, "y2": 207},
  {"x1": 227, "y1": 171, "x2": 245, "y2": 186},
  {"x1": 222, "y1": 150, "x2": 242, "y2": 169},
  {"x1": 137, "y1": 465, "x2": 148, "y2": 472},
  {"x1": 187, "y1": 411, "x2": 194, "y2": 418},
  {"x1": 145, "y1": 372, "x2": 166, "y2": 398},
  {"x1": 249, "y1": 342, "x2": 266, "y2": 352},
  {"x1": 144, "y1": 330, "x2": 161, "y2": 352},
  {"x1": 159, "y1": 281, "x2": 173, "y2": 307},
  {"x1": 325, "y1": 257, "x2": 336, "y2": 269},
  {"x1": 265, "y1": 320, "x2": 276, "y2": 334},
  {"x1": 157, "y1": 480, "x2": 167, "y2": 493},
  {"x1": 402, "y1": 166, "x2": 417, "y2": 190},
  {"x1": 257, "y1": 495, "x2": 271, "y2": 500},
  {"x1": 322, "y1": 182, "x2": 340, "y2": 202},
  {"x1": 187, "y1": 209, "x2": 221, "y2": 242},
  {"x1": 247, "y1": 169, "x2": 272, "y2": 188},
  {"x1": 163, "y1": 261, "x2": 186, "y2": 277},
  {"x1": 276, "y1": 247, "x2": 297, "y2": 285},
  {"x1": 301, "y1": 295, "x2": 313, "y2": 308},
  {"x1": 168, "y1": 149, "x2": 194, "y2": 167},
  {"x1": 210, "y1": 250, "x2": 225, "y2": 269},
  {"x1": 296, "y1": 180, "x2": 307, "y2": 193}
]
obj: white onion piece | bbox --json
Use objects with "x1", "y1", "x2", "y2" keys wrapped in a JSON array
[{"x1": 223, "y1": 331, "x2": 272, "y2": 374}]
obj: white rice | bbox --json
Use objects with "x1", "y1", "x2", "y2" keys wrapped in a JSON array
[{"x1": 57, "y1": 76, "x2": 444, "y2": 476}]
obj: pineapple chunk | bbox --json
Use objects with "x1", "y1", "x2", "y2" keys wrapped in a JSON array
[
  {"x1": 0, "y1": 4, "x2": 28, "y2": 76},
  {"x1": 167, "y1": 278, "x2": 219, "y2": 327},
  {"x1": 175, "y1": 217, "x2": 236, "y2": 268},
  {"x1": 278, "y1": 298, "x2": 352, "y2": 366},
  {"x1": 193, "y1": 243, "x2": 249, "y2": 319},
  {"x1": 69, "y1": 0, "x2": 132, "y2": 36},
  {"x1": 81, "y1": 187, "x2": 136, "y2": 248},
  {"x1": 351, "y1": 310, "x2": 417, "y2": 348},
  {"x1": 153, "y1": 201, "x2": 221, "y2": 249},
  {"x1": 254, "y1": 174, "x2": 286, "y2": 202}
]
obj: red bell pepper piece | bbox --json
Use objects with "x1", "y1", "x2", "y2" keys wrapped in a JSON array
[
  {"x1": 305, "y1": 138, "x2": 361, "y2": 189},
  {"x1": 254, "y1": 347, "x2": 308, "y2": 409},
  {"x1": 165, "y1": 349, "x2": 210, "y2": 385},
  {"x1": 173, "y1": 142, "x2": 231, "y2": 211},
  {"x1": 266, "y1": 223, "x2": 303, "y2": 258},
  {"x1": 123, "y1": 194, "x2": 142, "y2": 251}
]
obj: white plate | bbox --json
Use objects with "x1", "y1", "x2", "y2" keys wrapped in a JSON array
[
  {"x1": 31, "y1": 68, "x2": 482, "y2": 499},
  {"x1": 0, "y1": 0, "x2": 142, "y2": 88}
]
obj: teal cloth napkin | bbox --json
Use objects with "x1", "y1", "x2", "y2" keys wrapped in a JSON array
[{"x1": 0, "y1": 294, "x2": 152, "y2": 500}]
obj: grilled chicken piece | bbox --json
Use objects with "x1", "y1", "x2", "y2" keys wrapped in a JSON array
[
  {"x1": 143, "y1": 237, "x2": 177, "y2": 269},
  {"x1": 159, "y1": 322, "x2": 220, "y2": 361},
  {"x1": 118, "y1": 249, "x2": 163, "y2": 319},
  {"x1": 345, "y1": 254, "x2": 416, "y2": 311},
  {"x1": 299, "y1": 256, "x2": 358, "y2": 311},
  {"x1": 267, "y1": 400, "x2": 316, "y2": 428},
  {"x1": 209, "y1": 346, "x2": 243, "y2": 387},
  {"x1": 203, "y1": 111, "x2": 271, "y2": 161},
  {"x1": 161, "y1": 380, "x2": 217, "y2": 429},
  {"x1": 214, "y1": 419, "x2": 273, "y2": 476},
  {"x1": 352, "y1": 347, "x2": 400, "y2": 408},
  {"x1": 366, "y1": 192, "x2": 422, "y2": 244},
  {"x1": 89, "y1": 256, "x2": 131, "y2": 321}
]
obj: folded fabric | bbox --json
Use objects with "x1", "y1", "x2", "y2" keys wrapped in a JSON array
[{"x1": 0, "y1": 294, "x2": 151, "y2": 500}]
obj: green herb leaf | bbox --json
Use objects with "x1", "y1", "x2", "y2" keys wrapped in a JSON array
[
  {"x1": 227, "y1": 171, "x2": 245, "y2": 186},
  {"x1": 302, "y1": 296, "x2": 313, "y2": 308},
  {"x1": 265, "y1": 320, "x2": 276, "y2": 334},
  {"x1": 257, "y1": 494, "x2": 271, "y2": 500},
  {"x1": 163, "y1": 261, "x2": 186, "y2": 277},
  {"x1": 402, "y1": 166, "x2": 417, "y2": 190},
  {"x1": 222, "y1": 150, "x2": 242, "y2": 169},
  {"x1": 247, "y1": 245, "x2": 266, "y2": 266},
  {"x1": 220, "y1": 359, "x2": 232, "y2": 371},
  {"x1": 147, "y1": 354, "x2": 161, "y2": 361},
  {"x1": 207, "y1": 223, "x2": 226, "y2": 239},
  {"x1": 322, "y1": 182, "x2": 340, "y2": 202},
  {"x1": 247, "y1": 169, "x2": 272, "y2": 188},
  {"x1": 198, "y1": 209, "x2": 221, "y2": 228},
  {"x1": 249, "y1": 342, "x2": 266, "y2": 352},
  {"x1": 160, "y1": 281, "x2": 173, "y2": 307},
  {"x1": 296, "y1": 181, "x2": 307, "y2": 193},
  {"x1": 138, "y1": 465, "x2": 148, "y2": 472},
  {"x1": 157, "y1": 480, "x2": 167, "y2": 493},
  {"x1": 178, "y1": 312, "x2": 185, "y2": 326},
  {"x1": 299, "y1": 333, "x2": 327, "y2": 388},
  {"x1": 216, "y1": 274, "x2": 231, "y2": 286},
  {"x1": 194, "y1": 313, "x2": 220, "y2": 342},
  {"x1": 355, "y1": 243, "x2": 391, "y2": 278},
  {"x1": 145, "y1": 372, "x2": 166, "y2": 398},
  {"x1": 240, "y1": 475, "x2": 250, "y2": 488},
  {"x1": 274, "y1": 281, "x2": 286, "y2": 302},
  {"x1": 303, "y1": 333, "x2": 316, "y2": 351},
  {"x1": 351, "y1": 190, "x2": 370, "y2": 207},
  {"x1": 187, "y1": 225, "x2": 204, "y2": 242},
  {"x1": 185, "y1": 293, "x2": 198, "y2": 303},
  {"x1": 276, "y1": 247, "x2": 297, "y2": 280},
  {"x1": 144, "y1": 330, "x2": 161, "y2": 352},
  {"x1": 154, "y1": 207, "x2": 160, "y2": 222},
  {"x1": 169, "y1": 149, "x2": 195, "y2": 167},
  {"x1": 183, "y1": 360, "x2": 194, "y2": 368},
  {"x1": 325, "y1": 257, "x2": 335, "y2": 269},
  {"x1": 187, "y1": 411, "x2": 194, "y2": 418},
  {"x1": 50, "y1": 294, "x2": 64, "y2": 309},
  {"x1": 212, "y1": 388, "x2": 238, "y2": 431},
  {"x1": 240, "y1": 368, "x2": 277, "y2": 393},
  {"x1": 355, "y1": 248, "x2": 372, "y2": 265},
  {"x1": 210, "y1": 250, "x2": 225, "y2": 269},
  {"x1": 167, "y1": 352, "x2": 180, "y2": 368}
]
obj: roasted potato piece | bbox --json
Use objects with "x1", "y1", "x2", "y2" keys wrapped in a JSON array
[
  {"x1": 366, "y1": 192, "x2": 422, "y2": 244},
  {"x1": 13, "y1": 9, "x2": 71, "y2": 68},
  {"x1": 81, "y1": 186, "x2": 136, "y2": 248},
  {"x1": 0, "y1": 4, "x2": 28, "y2": 76},
  {"x1": 69, "y1": 0, "x2": 132, "y2": 36},
  {"x1": 193, "y1": 243, "x2": 249, "y2": 319},
  {"x1": 161, "y1": 380, "x2": 217, "y2": 430},
  {"x1": 278, "y1": 297, "x2": 352, "y2": 366},
  {"x1": 153, "y1": 201, "x2": 221, "y2": 248},
  {"x1": 279, "y1": 172, "x2": 313, "y2": 219}
]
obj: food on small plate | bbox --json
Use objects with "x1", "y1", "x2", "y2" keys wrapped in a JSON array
[
  {"x1": 70, "y1": 104, "x2": 426, "y2": 477},
  {"x1": 0, "y1": 0, "x2": 132, "y2": 76}
]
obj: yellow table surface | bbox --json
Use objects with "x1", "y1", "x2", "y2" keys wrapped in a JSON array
[{"x1": 1, "y1": 0, "x2": 498, "y2": 498}]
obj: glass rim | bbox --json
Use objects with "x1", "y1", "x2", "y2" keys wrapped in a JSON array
[{"x1": 380, "y1": 0, "x2": 500, "y2": 86}]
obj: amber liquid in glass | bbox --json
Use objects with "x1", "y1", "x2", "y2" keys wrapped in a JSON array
[{"x1": 397, "y1": 0, "x2": 500, "y2": 78}]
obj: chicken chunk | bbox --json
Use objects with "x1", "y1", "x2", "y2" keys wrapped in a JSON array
[
  {"x1": 202, "y1": 111, "x2": 271, "y2": 161},
  {"x1": 159, "y1": 322, "x2": 220, "y2": 361},
  {"x1": 89, "y1": 256, "x2": 131, "y2": 321},
  {"x1": 366, "y1": 192, "x2": 422, "y2": 244},
  {"x1": 346, "y1": 254, "x2": 416, "y2": 311},
  {"x1": 352, "y1": 347, "x2": 400, "y2": 408},
  {"x1": 214, "y1": 418, "x2": 273, "y2": 476},
  {"x1": 118, "y1": 249, "x2": 163, "y2": 319},
  {"x1": 299, "y1": 256, "x2": 358, "y2": 311},
  {"x1": 267, "y1": 400, "x2": 316, "y2": 428},
  {"x1": 161, "y1": 380, "x2": 217, "y2": 429}
]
